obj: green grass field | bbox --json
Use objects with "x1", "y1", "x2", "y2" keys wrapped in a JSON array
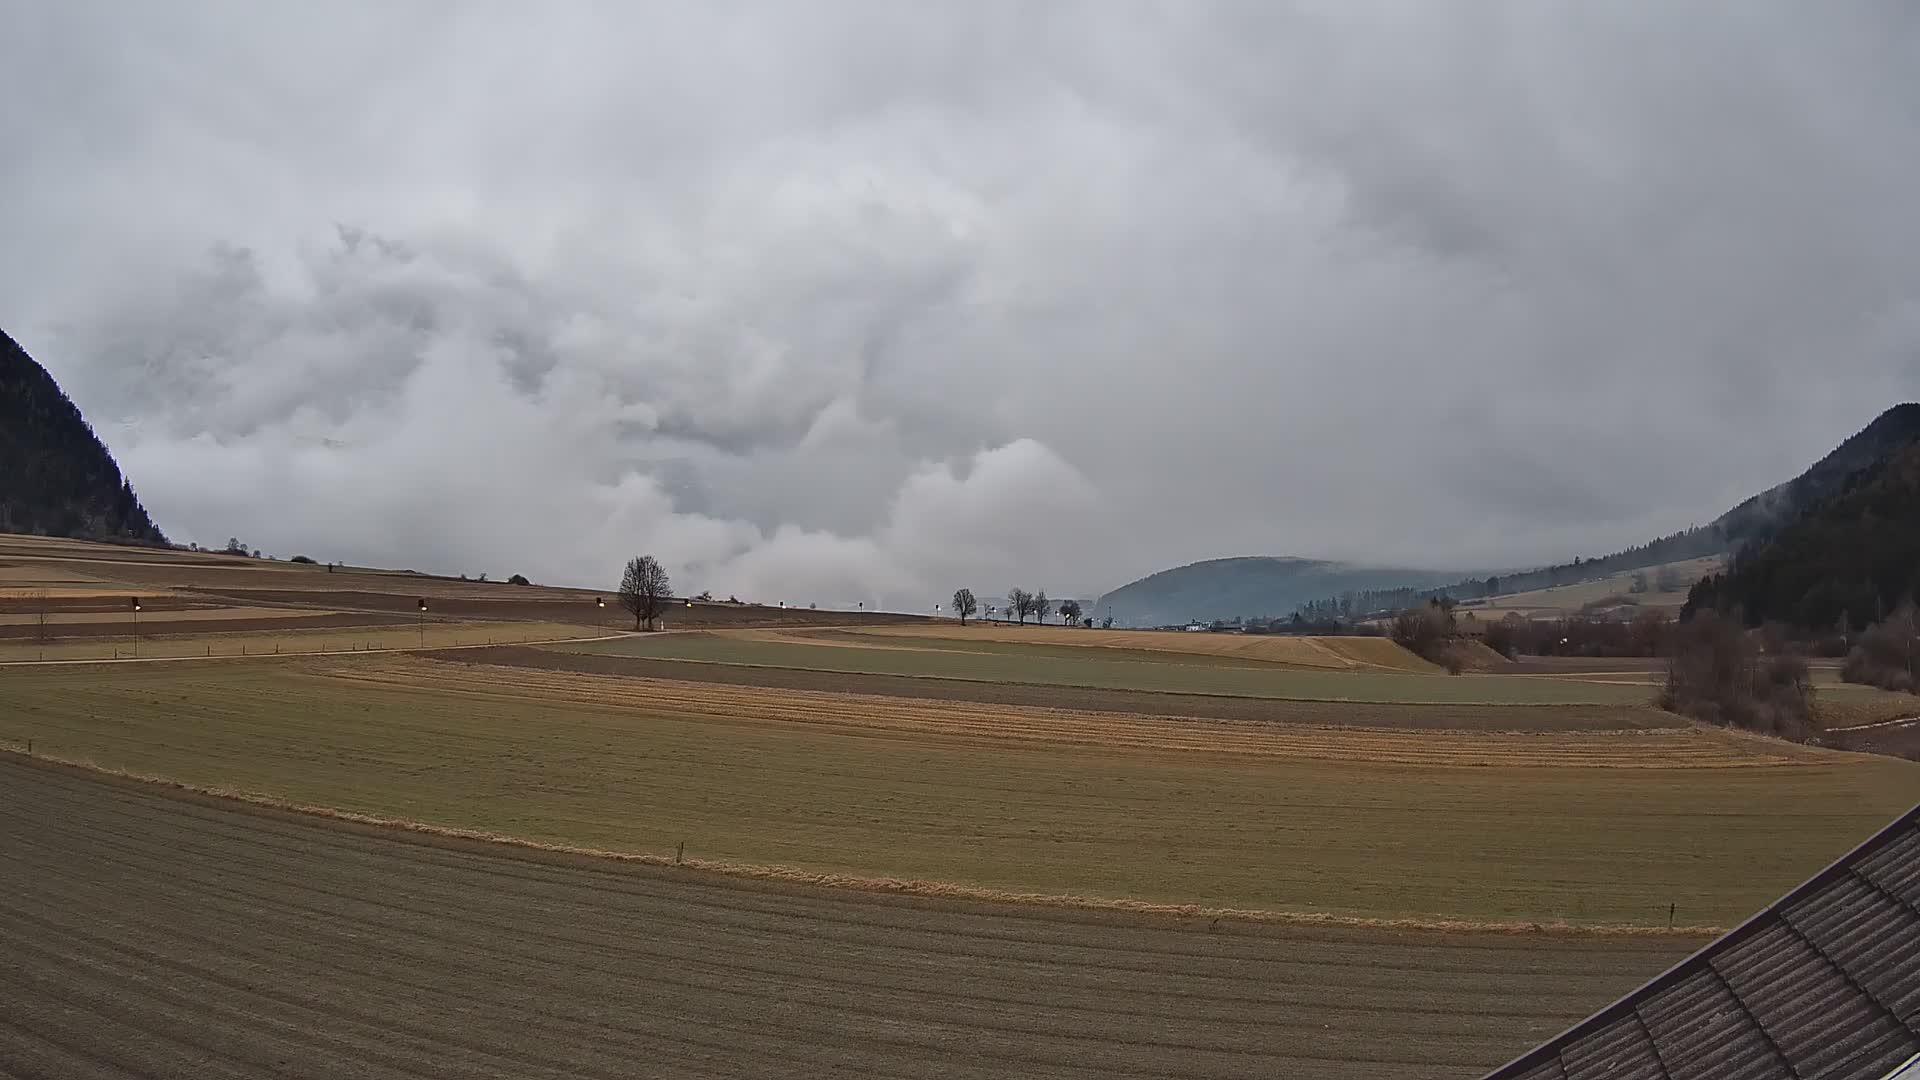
[
  {"x1": 3, "y1": 656, "x2": 1912, "y2": 926},
  {"x1": 556, "y1": 632, "x2": 1658, "y2": 705}
]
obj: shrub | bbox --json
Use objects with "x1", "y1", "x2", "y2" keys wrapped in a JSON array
[
  {"x1": 507, "y1": 573, "x2": 531, "y2": 586},
  {"x1": 1841, "y1": 606, "x2": 1920, "y2": 693},
  {"x1": 1660, "y1": 611, "x2": 1816, "y2": 739},
  {"x1": 289, "y1": 554, "x2": 316, "y2": 564}
]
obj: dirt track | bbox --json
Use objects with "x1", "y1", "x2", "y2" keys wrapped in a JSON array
[
  {"x1": 441, "y1": 645, "x2": 1680, "y2": 731},
  {"x1": 0, "y1": 755, "x2": 1698, "y2": 1079}
]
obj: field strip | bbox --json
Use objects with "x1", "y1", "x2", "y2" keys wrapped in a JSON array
[
  {"x1": 0, "y1": 751, "x2": 1725, "y2": 938},
  {"x1": 550, "y1": 640, "x2": 1656, "y2": 707},
  {"x1": 840, "y1": 625, "x2": 1438, "y2": 672},
  {"x1": 330, "y1": 657, "x2": 1820, "y2": 768},
  {"x1": 1827, "y1": 714, "x2": 1920, "y2": 733},
  {"x1": 0, "y1": 631, "x2": 636, "y2": 667},
  {"x1": 463, "y1": 645, "x2": 1678, "y2": 731},
  {"x1": 0, "y1": 753, "x2": 1715, "y2": 1079}
]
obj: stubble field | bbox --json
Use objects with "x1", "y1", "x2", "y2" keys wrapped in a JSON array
[{"x1": 3, "y1": 654, "x2": 1912, "y2": 927}]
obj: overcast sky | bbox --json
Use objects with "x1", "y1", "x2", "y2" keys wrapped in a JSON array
[{"x1": 4, "y1": 3, "x2": 1917, "y2": 607}]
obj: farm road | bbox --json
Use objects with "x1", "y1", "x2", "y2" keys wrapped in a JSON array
[{"x1": 0, "y1": 756, "x2": 1698, "y2": 1079}]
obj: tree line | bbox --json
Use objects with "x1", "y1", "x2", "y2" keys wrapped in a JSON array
[{"x1": 950, "y1": 587, "x2": 1086, "y2": 626}]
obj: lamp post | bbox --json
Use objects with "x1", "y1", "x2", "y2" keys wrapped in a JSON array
[
  {"x1": 417, "y1": 598, "x2": 428, "y2": 647},
  {"x1": 130, "y1": 597, "x2": 141, "y2": 657},
  {"x1": 596, "y1": 596, "x2": 605, "y2": 630}
]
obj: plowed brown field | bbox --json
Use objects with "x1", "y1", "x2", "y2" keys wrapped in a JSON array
[{"x1": 0, "y1": 755, "x2": 1702, "y2": 1079}]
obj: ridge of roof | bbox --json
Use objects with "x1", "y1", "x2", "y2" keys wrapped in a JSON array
[{"x1": 1484, "y1": 802, "x2": 1920, "y2": 1079}]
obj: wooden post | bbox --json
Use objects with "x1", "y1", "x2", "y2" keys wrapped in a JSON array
[
  {"x1": 1669, "y1": 902, "x2": 1676, "y2": 927},
  {"x1": 675, "y1": 841, "x2": 685, "y2": 866}
]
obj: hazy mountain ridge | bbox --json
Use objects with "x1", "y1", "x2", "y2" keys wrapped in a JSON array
[
  {"x1": 1102, "y1": 404, "x2": 1920, "y2": 625},
  {"x1": 1094, "y1": 556, "x2": 1457, "y2": 627},
  {"x1": 0, "y1": 328, "x2": 167, "y2": 545}
]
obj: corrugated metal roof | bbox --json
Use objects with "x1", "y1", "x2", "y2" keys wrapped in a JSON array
[{"x1": 1485, "y1": 804, "x2": 1920, "y2": 1080}]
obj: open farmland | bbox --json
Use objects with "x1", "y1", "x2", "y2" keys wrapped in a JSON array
[
  {"x1": 3, "y1": 655, "x2": 1913, "y2": 926},
  {"x1": 0, "y1": 757, "x2": 1709, "y2": 1080},
  {"x1": 453, "y1": 645, "x2": 1679, "y2": 731},
  {"x1": 557, "y1": 630, "x2": 1658, "y2": 705},
  {"x1": 839, "y1": 623, "x2": 1442, "y2": 670}
]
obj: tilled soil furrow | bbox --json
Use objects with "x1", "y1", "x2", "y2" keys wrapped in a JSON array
[
  {"x1": 0, "y1": 1013, "x2": 164, "y2": 1080},
  {"x1": 8, "y1": 815, "x2": 1568, "y2": 1058},
  {"x1": 11, "y1": 760, "x2": 1692, "y2": 974},
  {"x1": 0, "y1": 757, "x2": 1692, "y2": 1079},
  {"x1": 0, "y1": 903, "x2": 744, "y2": 1080},
  {"x1": 13, "y1": 774, "x2": 1674, "y2": 997}
]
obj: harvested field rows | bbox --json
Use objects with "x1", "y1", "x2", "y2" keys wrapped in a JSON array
[
  {"x1": 563, "y1": 633, "x2": 1657, "y2": 705},
  {"x1": 0, "y1": 757, "x2": 1703, "y2": 1079},
  {"x1": 462, "y1": 644, "x2": 1680, "y2": 730},
  {"x1": 3, "y1": 658, "x2": 1914, "y2": 924},
  {"x1": 0, "y1": 620, "x2": 595, "y2": 661},
  {"x1": 0, "y1": 605, "x2": 327, "y2": 626},
  {"x1": 374, "y1": 658, "x2": 1807, "y2": 768},
  {"x1": 840, "y1": 623, "x2": 1440, "y2": 671}
]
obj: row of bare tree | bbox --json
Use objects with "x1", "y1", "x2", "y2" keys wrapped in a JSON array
[{"x1": 948, "y1": 588, "x2": 1083, "y2": 626}]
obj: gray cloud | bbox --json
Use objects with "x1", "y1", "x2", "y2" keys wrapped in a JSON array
[{"x1": 4, "y1": 2, "x2": 1917, "y2": 606}]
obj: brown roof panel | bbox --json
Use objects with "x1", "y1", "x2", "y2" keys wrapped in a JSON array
[{"x1": 1484, "y1": 805, "x2": 1920, "y2": 1080}]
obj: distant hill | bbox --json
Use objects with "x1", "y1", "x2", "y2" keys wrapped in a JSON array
[
  {"x1": 1094, "y1": 557, "x2": 1453, "y2": 627},
  {"x1": 1686, "y1": 436, "x2": 1920, "y2": 631},
  {"x1": 1118, "y1": 404, "x2": 1920, "y2": 625},
  {"x1": 0, "y1": 328, "x2": 166, "y2": 544}
]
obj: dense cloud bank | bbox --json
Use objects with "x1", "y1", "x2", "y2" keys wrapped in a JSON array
[{"x1": 5, "y1": 3, "x2": 1917, "y2": 606}]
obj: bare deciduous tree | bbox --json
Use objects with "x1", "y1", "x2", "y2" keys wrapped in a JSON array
[
  {"x1": 1059, "y1": 599, "x2": 1083, "y2": 625},
  {"x1": 619, "y1": 555, "x2": 672, "y2": 630},
  {"x1": 1033, "y1": 590, "x2": 1052, "y2": 625},
  {"x1": 951, "y1": 588, "x2": 978, "y2": 626},
  {"x1": 1007, "y1": 587, "x2": 1033, "y2": 625}
]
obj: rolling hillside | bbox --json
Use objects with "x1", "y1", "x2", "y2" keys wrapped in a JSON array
[{"x1": 1687, "y1": 439, "x2": 1920, "y2": 630}]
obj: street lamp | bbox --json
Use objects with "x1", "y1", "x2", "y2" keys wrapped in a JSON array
[
  {"x1": 129, "y1": 597, "x2": 141, "y2": 657},
  {"x1": 417, "y1": 598, "x2": 428, "y2": 647}
]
